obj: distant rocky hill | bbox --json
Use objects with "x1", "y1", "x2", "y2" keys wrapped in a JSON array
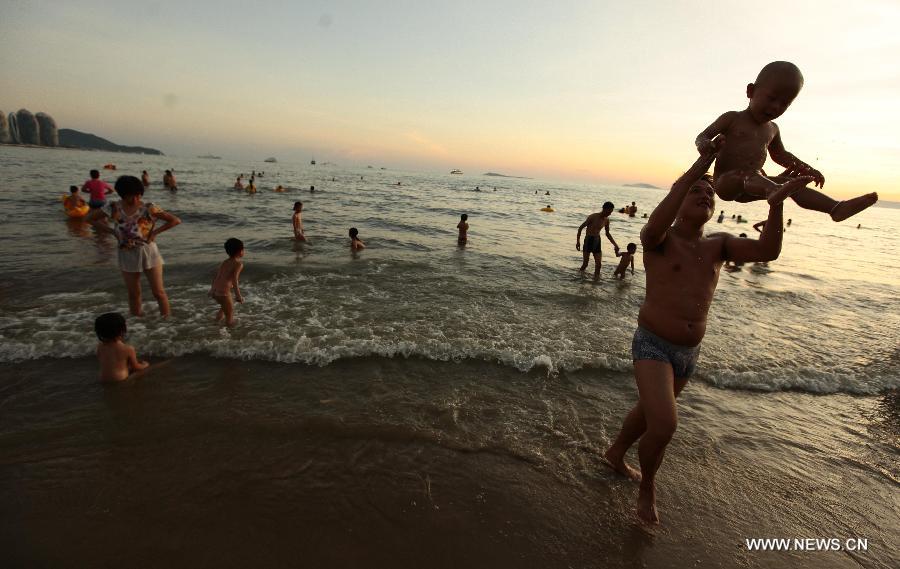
[
  {"x1": 623, "y1": 182, "x2": 660, "y2": 189},
  {"x1": 483, "y1": 172, "x2": 531, "y2": 179},
  {"x1": 58, "y1": 129, "x2": 164, "y2": 155}
]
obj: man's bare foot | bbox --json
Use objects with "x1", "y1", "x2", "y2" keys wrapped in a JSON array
[
  {"x1": 831, "y1": 192, "x2": 878, "y2": 222},
  {"x1": 602, "y1": 449, "x2": 642, "y2": 482},
  {"x1": 636, "y1": 484, "x2": 659, "y2": 524},
  {"x1": 766, "y1": 176, "x2": 814, "y2": 205}
]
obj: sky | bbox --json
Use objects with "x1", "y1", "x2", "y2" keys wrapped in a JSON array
[{"x1": 2, "y1": 0, "x2": 899, "y2": 198}]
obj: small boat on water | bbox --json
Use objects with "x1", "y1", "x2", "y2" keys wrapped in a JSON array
[
  {"x1": 198, "y1": 154, "x2": 221, "y2": 159},
  {"x1": 264, "y1": 157, "x2": 277, "y2": 163},
  {"x1": 450, "y1": 169, "x2": 463, "y2": 174}
]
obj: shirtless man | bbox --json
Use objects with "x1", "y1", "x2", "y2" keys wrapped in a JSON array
[
  {"x1": 603, "y1": 151, "x2": 807, "y2": 524},
  {"x1": 576, "y1": 201, "x2": 619, "y2": 279}
]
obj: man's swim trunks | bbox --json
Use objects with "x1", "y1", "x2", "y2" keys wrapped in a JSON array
[
  {"x1": 583, "y1": 235, "x2": 601, "y2": 253},
  {"x1": 631, "y1": 326, "x2": 701, "y2": 379}
]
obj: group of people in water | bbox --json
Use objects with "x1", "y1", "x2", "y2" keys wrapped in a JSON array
[{"x1": 76, "y1": 61, "x2": 881, "y2": 526}]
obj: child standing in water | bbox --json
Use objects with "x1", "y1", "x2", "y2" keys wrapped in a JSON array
[
  {"x1": 95, "y1": 312, "x2": 148, "y2": 382},
  {"x1": 81, "y1": 169, "x2": 114, "y2": 209},
  {"x1": 163, "y1": 170, "x2": 178, "y2": 192},
  {"x1": 613, "y1": 243, "x2": 637, "y2": 279},
  {"x1": 457, "y1": 213, "x2": 469, "y2": 246},
  {"x1": 349, "y1": 227, "x2": 365, "y2": 251},
  {"x1": 141, "y1": 170, "x2": 150, "y2": 189},
  {"x1": 696, "y1": 61, "x2": 877, "y2": 221},
  {"x1": 292, "y1": 202, "x2": 306, "y2": 241},
  {"x1": 210, "y1": 238, "x2": 245, "y2": 327}
]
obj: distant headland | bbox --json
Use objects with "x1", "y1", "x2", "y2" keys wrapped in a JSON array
[
  {"x1": 58, "y1": 129, "x2": 163, "y2": 155},
  {"x1": 623, "y1": 182, "x2": 661, "y2": 189},
  {"x1": 484, "y1": 172, "x2": 531, "y2": 179},
  {"x1": 0, "y1": 107, "x2": 163, "y2": 155}
]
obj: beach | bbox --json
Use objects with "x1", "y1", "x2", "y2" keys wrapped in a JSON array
[{"x1": 1, "y1": 145, "x2": 898, "y2": 568}]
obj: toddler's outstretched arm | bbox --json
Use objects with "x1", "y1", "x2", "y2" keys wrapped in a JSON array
[
  {"x1": 695, "y1": 112, "x2": 736, "y2": 154},
  {"x1": 767, "y1": 130, "x2": 825, "y2": 187},
  {"x1": 128, "y1": 346, "x2": 149, "y2": 372}
]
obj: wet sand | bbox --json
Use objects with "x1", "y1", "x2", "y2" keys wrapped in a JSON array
[{"x1": 1, "y1": 356, "x2": 896, "y2": 568}]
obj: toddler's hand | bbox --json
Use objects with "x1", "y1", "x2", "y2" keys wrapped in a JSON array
[
  {"x1": 806, "y1": 167, "x2": 825, "y2": 188},
  {"x1": 696, "y1": 135, "x2": 724, "y2": 155}
]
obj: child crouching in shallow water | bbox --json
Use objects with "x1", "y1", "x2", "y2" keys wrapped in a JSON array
[
  {"x1": 95, "y1": 312, "x2": 148, "y2": 382},
  {"x1": 613, "y1": 243, "x2": 637, "y2": 279},
  {"x1": 349, "y1": 227, "x2": 365, "y2": 251},
  {"x1": 210, "y1": 238, "x2": 245, "y2": 327}
]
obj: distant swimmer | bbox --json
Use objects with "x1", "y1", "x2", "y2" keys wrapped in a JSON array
[
  {"x1": 274, "y1": 185, "x2": 285, "y2": 192},
  {"x1": 64, "y1": 185, "x2": 87, "y2": 211},
  {"x1": 576, "y1": 201, "x2": 619, "y2": 280},
  {"x1": 141, "y1": 170, "x2": 150, "y2": 188},
  {"x1": 604, "y1": 152, "x2": 789, "y2": 524},
  {"x1": 786, "y1": 218, "x2": 792, "y2": 226},
  {"x1": 349, "y1": 227, "x2": 366, "y2": 251},
  {"x1": 457, "y1": 213, "x2": 469, "y2": 246},
  {"x1": 857, "y1": 223, "x2": 861, "y2": 229},
  {"x1": 234, "y1": 176, "x2": 244, "y2": 190},
  {"x1": 293, "y1": 202, "x2": 306, "y2": 242},
  {"x1": 163, "y1": 169, "x2": 178, "y2": 192},
  {"x1": 716, "y1": 210, "x2": 725, "y2": 223},
  {"x1": 695, "y1": 60, "x2": 876, "y2": 221},
  {"x1": 310, "y1": 185, "x2": 315, "y2": 193},
  {"x1": 545, "y1": 191, "x2": 550, "y2": 195},
  {"x1": 95, "y1": 312, "x2": 148, "y2": 382},
  {"x1": 540, "y1": 205, "x2": 554, "y2": 212},
  {"x1": 247, "y1": 178, "x2": 256, "y2": 193},
  {"x1": 628, "y1": 201, "x2": 638, "y2": 217},
  {"x1": 613, "y1": 242, "x2": 637, "y2": 279}
]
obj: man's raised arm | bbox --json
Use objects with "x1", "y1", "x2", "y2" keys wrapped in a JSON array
[{"x1": 640, "y1": 152, "x2": 717, "y2": 250}]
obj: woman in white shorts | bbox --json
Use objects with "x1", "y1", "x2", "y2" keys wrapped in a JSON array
[{"x1": 89, "y1": 175, "x2": 181, "y2": 316}]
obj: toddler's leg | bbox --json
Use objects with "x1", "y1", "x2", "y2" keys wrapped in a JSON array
[
  {"x1": 716, "y1": 170, "x2": 810, "y2": 204},
  {"x1": 770, "y1": 176, "x2": 879, "y2": 221},
  {"x1": 221, "y1": 295, "x2": 235, "y2": 327}
]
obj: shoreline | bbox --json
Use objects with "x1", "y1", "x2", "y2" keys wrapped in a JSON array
[{"x1": 1, "y1": 355, "x2": 897, "y2": 568}]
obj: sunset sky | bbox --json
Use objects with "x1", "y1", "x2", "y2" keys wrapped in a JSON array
[{"x1": 2, "y1": 0, "x2": 898, "y2": 198}]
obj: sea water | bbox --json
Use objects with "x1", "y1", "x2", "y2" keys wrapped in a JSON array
[
  {"x1": 0, "y1": 146, "x2": 898, "y2": 568},
  {"x1": 0, "y1": 145, "x2": 897, "y2": 394}
]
